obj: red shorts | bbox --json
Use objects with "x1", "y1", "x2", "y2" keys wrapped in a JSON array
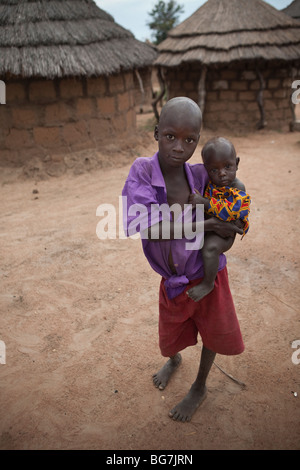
[{"x1": 159, "y1": 267, "x2": 244, "y2": 357}]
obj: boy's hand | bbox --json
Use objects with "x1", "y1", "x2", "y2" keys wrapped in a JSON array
[
  {"x1": 211, "y1": 218, "x2": 243, "y2": 237},
  {"x1": 188, "y1": 193, "x2": 196, "y2": 207},
  {"x1": 189, "y1": 189, "x2": 207, "y2": 209},
  {"x1": 189, "y1": 189, "x2": 205, "y2": 205},
  {"x1": 233, "y1": 219, "x2": 245, "y2": 230}
]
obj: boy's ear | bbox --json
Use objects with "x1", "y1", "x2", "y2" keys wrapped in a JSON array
[
  {"x1": 236, "y1": 156, "x2": 240, "y2": 169},
  {"x1": 154, "y1": 125, "x2": 159, "y2": 141}
]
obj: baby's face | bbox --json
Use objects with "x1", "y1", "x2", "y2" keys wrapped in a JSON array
[{"x1": 204, "y1": 151, "x2": 238, "y2": 187}]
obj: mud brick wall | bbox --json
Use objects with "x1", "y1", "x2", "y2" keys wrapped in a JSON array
[
  {"x1": 164, "y1": 63, "x2": 295, "y2": 131},
  {"x1": 0, "y1": 72, "x2": 136, "y2": 165}
]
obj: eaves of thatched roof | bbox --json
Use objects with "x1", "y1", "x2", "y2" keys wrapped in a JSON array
[
  {"x1": 282, "y1": 0, "x2": 300, "y2": 20},
  {"x1": 155, "y1": 0, "x2": 300, "y2": 67},
  {"x1": 0, "y1": 0, "x2": 157, "y2": 79}
]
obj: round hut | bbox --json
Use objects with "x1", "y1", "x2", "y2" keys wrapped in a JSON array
[
  {"x1": 0, "y1": 0, "x2": 157, "y2": 169},
  {"x1": 282, "y1": 0, "x2": 300, "y2": 21},
  {"x1": 155, "y1": 0, "x2": 300, "y2": 131}
]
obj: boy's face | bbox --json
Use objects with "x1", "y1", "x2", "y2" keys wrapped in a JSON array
[
  {"x1": 154, "y1": 104, "x2": 201, "y2": 168},
  {"x1": 204, "y1": 150, "x2": 239, "y2": 187}
]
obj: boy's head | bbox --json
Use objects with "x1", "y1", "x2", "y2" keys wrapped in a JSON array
[
  {"x1": 154, "y1": 97, "x2": 202, "y2": 168},
  {"x1": 201, "y1": 137, "x2": 239, "y2": 187}
]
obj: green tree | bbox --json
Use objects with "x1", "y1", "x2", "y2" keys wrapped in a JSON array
[{"x1": 147, "y1": 0, "x2": 184, "y2": 45}]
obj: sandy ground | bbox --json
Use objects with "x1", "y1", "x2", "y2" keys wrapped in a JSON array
[{"x1": 0, "y1": 114, "x2": 299, "y2": 450}]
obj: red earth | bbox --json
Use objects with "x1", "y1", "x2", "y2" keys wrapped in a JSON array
[{"x1": 0, "y1": 115, "x2": 299, "y2": 450}]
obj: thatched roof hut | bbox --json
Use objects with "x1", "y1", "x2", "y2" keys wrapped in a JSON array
[
  {"x1": 155, "y1": 0, "x2": 300, "y2": 131},
  {"x1": 0, "y1": 0, "x2": 157, "y2": 173},
  {"x1": 0, "y1": 0, "x2": 156, "y2": 78},
  {"x1": 282, "y1": 0, "x2": 300, "y2": 20}
]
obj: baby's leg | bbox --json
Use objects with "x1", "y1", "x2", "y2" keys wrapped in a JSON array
[{"x1": 187, "y1": 233, "x2": 234, "y2": 301}]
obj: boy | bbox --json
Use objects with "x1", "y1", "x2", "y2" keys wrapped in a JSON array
[
  {"x1": 187, "y1": 137, "x2": 251, "y2": 302},
  {"x1": 122, "y1": 97, "x2": 244, "y2": 422}
]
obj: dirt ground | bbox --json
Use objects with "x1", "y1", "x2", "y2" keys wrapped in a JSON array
[{"x1": 0, "y1": 113, "x2": 299, "y2": 450}]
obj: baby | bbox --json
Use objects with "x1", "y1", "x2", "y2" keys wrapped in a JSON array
[{"x1": 187, "y1": 137, "x2": 251, "y2": 302}]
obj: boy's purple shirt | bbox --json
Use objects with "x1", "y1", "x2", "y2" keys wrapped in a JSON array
[{"x1": 122, "y1": 152, "x2": 227, "y2": 299}]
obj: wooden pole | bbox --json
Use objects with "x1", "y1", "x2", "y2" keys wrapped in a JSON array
[
  {"x1": 152, "y1": 66, "x2": 166, "y2": 122},
  {"x1": 134, "y1": 69, "x2": 145, "y2": 114},
  {"x1": 256, "y1": 67, "x2": 266, "y2": 129},
  {"x1": 198, "y1": 65, "x2": 207, "y2": 117}
]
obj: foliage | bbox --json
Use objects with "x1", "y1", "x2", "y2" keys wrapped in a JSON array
[{"x1": 147, "y1": 0, "x2": 184, "y2": 45}]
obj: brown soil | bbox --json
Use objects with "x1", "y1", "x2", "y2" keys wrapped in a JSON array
[{"x1": 0, "y1": 114, "x2": 299, "y2": 450}]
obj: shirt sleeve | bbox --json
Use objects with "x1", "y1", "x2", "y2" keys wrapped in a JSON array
[{"x1": 122, "y1": 159, "x2": 166, "y2": 238}]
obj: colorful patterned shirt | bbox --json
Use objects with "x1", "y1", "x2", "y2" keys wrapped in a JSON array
[{"x1": 204, "y1": 182, "x2": 251, "y2": 237}]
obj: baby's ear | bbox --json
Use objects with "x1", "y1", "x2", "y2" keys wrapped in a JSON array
[
  {"x1": 154, "y1": 125, "x2": 159, "y2": 141},
  {"x1": 236, "y1": 156, "x2": 240, "y2": 169}
]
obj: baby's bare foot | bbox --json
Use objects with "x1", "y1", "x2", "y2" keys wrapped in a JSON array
[
  {"x1": 187, "y1": 281, "x2": 214, "y2": 302},
  {"x1": 153, "y1": 353, "x2": 182, "y2": 390},
  {"x1": 169, "y1": 383, "x2": 207, "y2": 422}
]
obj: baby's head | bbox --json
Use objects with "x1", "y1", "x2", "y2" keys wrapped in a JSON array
[{"x1": 201, "y1": 137, "x2": 239, "y2": 187}]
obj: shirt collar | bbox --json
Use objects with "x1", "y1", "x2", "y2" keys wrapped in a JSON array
[
  {"x1": 151, "y1": 152, "x2": 165, "y2": 187},
  {"x1": 151, "y1": 152, "x2": 195, "y2": 193},
  {"x1": 184, "y1": 162, "x2": 196, "y2": 193}
]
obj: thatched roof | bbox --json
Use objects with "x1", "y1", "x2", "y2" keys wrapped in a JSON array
[
  {"x1": 0, "y1": 0, "x2": 157, "y2": 78},
  {"x1": 155, "y1": 0, "x2": 300, "y2": 67},
  {"x1": 282, "y1": 0, "x2": 300, "y2": 20}
]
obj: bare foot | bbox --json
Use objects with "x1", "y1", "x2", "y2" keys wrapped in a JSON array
[
  {"x1": 169, "y1": 383, "x2": 207, "y2": 422},
  {"x1": 152, "y1": 353, "x2": 182, "y2": 390},
  {"x1": 186, "y1": 281, "x2": 214, "y2": 301}
]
